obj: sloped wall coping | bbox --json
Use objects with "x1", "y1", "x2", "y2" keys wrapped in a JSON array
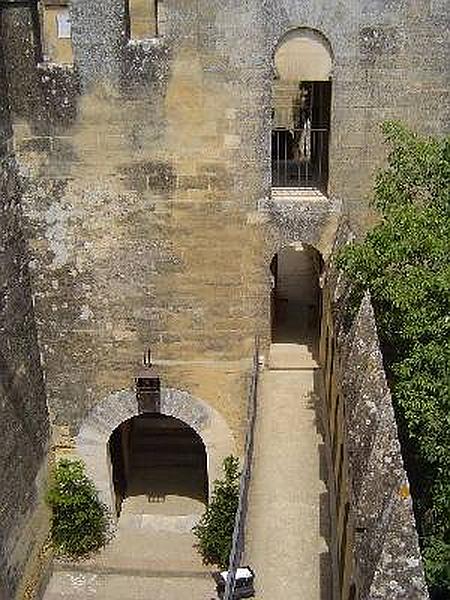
[{"x1": 341, "y1": 295, "x2": 428, "y2": 599}]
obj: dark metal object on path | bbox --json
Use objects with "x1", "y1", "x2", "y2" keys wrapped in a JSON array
[{"x1": 214, "y1": 566, "x2": 255, "y2": 599}]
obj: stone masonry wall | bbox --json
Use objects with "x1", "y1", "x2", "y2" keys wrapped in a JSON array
[
  {"x1": 0, "y1": 0, "x2": 447, "y2": 538},
  {"x1": 0, "y1": 24, "x2": 50, "y2": 600},
  {"x1": 1, "y1": 0, "x2": 447, "y2": 458},
  {"x1": 321, "y1": 224, "x2": 429, "y2": 599},
  {"x1": 0, "y1": 1, "x2": 447, "y2": 595},
  {"x1": 344, "y1": 296, "x2": 428, "y2": 599}
]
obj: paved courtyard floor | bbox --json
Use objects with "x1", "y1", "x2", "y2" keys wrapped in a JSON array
[
  {"x1": 44, "y1": 571, "x2": 215, "y2": 600},
  {"x1": 44, "y1": 502, "x2": 217, "y2": 599},
  {"x1": 244, "y1": 343, "x2": 331, "y2": 599}
]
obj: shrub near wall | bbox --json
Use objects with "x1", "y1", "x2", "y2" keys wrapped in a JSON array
[
  {"x1": 46, "y1": 459, "x2": 110, "y2": 558},
  {"x1": 193, "y1": 455, "x2": 240, "y2": 569},
  {"x1": 338, "y1": 123, "x2": 450, "y2": 597}
]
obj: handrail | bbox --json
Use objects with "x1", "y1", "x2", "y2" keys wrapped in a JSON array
[{"x1": 224, "y1": 336, "x2": 260, "y2": 600}]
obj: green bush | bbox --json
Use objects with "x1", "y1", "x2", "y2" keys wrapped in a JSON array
[
  {"x1": 193, "y1": 455, "x2": 240, "y2": 568},
  {"x1": 46, "y1": 459, "x2": 110, "y2": 558},
  {"x1": 338, "y1": 122, "x2": 450, "y2": 598}
]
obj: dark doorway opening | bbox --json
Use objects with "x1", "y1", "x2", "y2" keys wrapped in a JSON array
[
  {"x1": 271, "y1": 244, "x2": 323, "y2": 350},
  {"x1": 108, "y1": 414, "x2": 208, "y2": 518}
]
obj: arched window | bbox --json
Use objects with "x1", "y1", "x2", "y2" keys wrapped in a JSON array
[{"x1": 272, "y1": 29, "x2": 332, "y2": 191}]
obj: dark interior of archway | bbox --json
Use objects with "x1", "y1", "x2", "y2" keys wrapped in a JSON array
[
  {"x1": 109, "y1": 414, "x2": 208, "y2": 517},
  {"x1": 271, "y1": 244, "x2": 323, "y2": 351}
]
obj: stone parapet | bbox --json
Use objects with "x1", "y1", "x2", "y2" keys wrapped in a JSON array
[{"x1": 321, "y1": 225, "x2": 429, "y2": 599}]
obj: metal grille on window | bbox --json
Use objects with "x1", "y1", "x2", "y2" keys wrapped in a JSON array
[{"x1": 272, "y1": 82, "x2": 331, "y2": 191}]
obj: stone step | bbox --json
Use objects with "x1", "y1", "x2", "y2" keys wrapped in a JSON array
[
  {"x1": 268, "y1": 343, "x2": 318, "y2": 370},
  {"x1": 44, "y1": 564, "x2": 215, "y2": 599},
  {"x1": 272, "y1": 187, "x2": 319, "y2": 193},
  {"x1": 118, "y1": 513, "x2": 201, "y2": 531},
  {"x1": 271, "y1": 187, "x2": 327, "y2": 201}
]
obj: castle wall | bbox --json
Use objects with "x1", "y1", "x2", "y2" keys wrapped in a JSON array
[
  {"x1": 0, "y1": 0, "x2": 447, "y2": 569},
  {"x1": 0, "y1": 27, "x2": 50, "y2": 600},
  {"x1": 320, "y1": 227, "x2": 429, "y2": 599},
  {"x1": 2, "y1": 0, "x2": 446, "y2": 455},
  {"x1": 0, "y1": 2, "x2": 445, "y2": 595}
]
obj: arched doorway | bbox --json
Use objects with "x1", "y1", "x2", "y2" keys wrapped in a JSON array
[
  {"x1": 76, "y1": 387, "x2": 236, "y2": 518},
  {"x1": 108, "y1": 413, "x2": 208, "y2": 518},
  {"x1": 272, "y1": 28, "x2": 333, "y2": 191},
  {"x1": 271, "y1": 243, "x2": 323, "y2": 350}
]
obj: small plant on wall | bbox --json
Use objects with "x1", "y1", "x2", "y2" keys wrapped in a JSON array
[
  {"x1": 193, "y1": 455, "x2": 240, "y2": 569},
  {"x1": 46, "y1": 459, "x2": 110, "y2": 558}
]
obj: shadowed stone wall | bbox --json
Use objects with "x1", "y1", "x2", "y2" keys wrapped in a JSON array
[
  {"x1": 0, "y1": 23, "x2": 50, "y2": 600},
  {"x1": 321, "y1": 226, "x2": 429, "y2": 599}
]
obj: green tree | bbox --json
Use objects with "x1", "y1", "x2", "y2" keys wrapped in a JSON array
[
  {"x1": 46, "y1": 459, "x2": 110, "y2": 558},
  {"x1": 338, "y1": 122, "x2": 450, "y2": 598},
  {"x1": 193, "y1": 455, "x2": 240, "y2": 568}
]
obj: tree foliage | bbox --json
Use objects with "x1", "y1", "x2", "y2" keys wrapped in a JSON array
[
  {"x1": 46, "y1": 459, "x2": 110, "y2": 558},
  {"x1": 338, "y1": 122, "x2": 450, "y2": 598},
  {"x1": 193, "y1": 455, "x2": 240, "y2": 569}
]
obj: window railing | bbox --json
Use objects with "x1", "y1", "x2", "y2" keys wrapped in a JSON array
[{"x1": 271, "y1": 127, "x2": 329, "y2": 191}]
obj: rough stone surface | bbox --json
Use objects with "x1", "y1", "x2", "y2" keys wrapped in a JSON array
[
  {"x1": 0, "y1": 0, "x2": 447, "y2": 597},
  {"x1": 0, "y1": 30, "x2": 50, "y2": 600},
  {"x1": 266, "y1": 188, "x2": 341, "y2": 257},
  {"x1": 322, "y1": 245, "x2": 429, "y2": 598},
  {"x1": 1, "y1": 0, "x2": 447, "y2": 447},
  {"x1": 344, "y1": 297, "x2": 428, "y2": 599}
]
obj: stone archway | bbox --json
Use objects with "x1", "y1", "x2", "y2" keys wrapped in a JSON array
[
  {"x1": 108, "y1": 413, "x2": 209, "y2": 518},
  {"x1": 274, "y1": 28, "x2": 333, "y2": 82},
  {"x1": 270, "y1": 242, "x2": 324, "y2": 348},
  {"x1": 76, "y1": 387, "x2": 236, "y2": 516}
]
